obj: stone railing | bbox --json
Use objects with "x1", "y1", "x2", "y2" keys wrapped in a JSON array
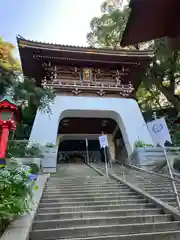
[{"x1": 130, "y1": 146, "x2": 180, "y2": 172}]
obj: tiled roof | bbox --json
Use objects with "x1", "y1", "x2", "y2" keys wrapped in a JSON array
[
  {"x1": 17, "y1": 35, "x2": 154, "y2": 57},
  {"x1": 17, "y1": 35, "x2": 94, "y2": 49}
]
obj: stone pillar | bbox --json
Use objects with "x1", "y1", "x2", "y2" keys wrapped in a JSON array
[{"x1": 41, "y1": 146, "x2": 58, "y2": 173}]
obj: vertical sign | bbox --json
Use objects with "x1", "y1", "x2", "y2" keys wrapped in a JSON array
[
  {"x1": 99, "y1": 135, "x2": 108, "y2": 148},
  {"x1": 99, "y1": 134, "x2": 109, "y2": 177}
]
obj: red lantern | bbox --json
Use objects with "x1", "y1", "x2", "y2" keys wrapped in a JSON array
[{"x1": 0, "y1": 97, "x2": 21, "y2": 165}]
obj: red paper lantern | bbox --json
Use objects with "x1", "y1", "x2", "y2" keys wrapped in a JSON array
[{"x1": 0, "y1": 97, "x2": 21, "y2": 165}]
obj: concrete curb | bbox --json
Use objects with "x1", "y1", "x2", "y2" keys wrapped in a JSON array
[
  {"x1": 89, "y1": 164, "x2": 180, "y2": 221},
  {"x1": 1, "y1": 174, "x2": 49, "y2": 240}
]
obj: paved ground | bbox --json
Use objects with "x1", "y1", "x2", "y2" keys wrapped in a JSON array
[{"x1": 56, "y1": 163, "x2": 99, "y2": 178}]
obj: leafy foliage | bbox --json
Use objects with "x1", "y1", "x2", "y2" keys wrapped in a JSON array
[
  {"x1": 28, "y1": 163, "x2": 40, "y2": 174},
  {"x1": 0, "y1": 159, "x2": 37, "y2": 222},
  {"x1": 134, "y1": 140, "x2": 153, "y2": 148},
  {"x1": 87, "y1": 1, "x2": 180, "y2": 113},
  {"x1": 87, "y1": 2, "x2": 130, "y2": 48},
  {"x1": 13, "y1": 76, "x2": 55, "y2": 114},
  {"x1": 7, "y1": 141, "x2": 43, "y2": 158},
  {"x1": 136, "y1": 83, "x2": 163, "y2": 111},
  {"x1": 147, "y1": 39, "x2": 180, "y2": 112},
  {"x1": 0, "y1": 37, "x2": 21, "y2": 72},
  {"x1": 0, "y1": 37, "x2": 55, "y2": 139},
  {"x1": 45, "y1": 143, "x2": 56, "y2": 148},
  {"x1": 166, "y1": 116, "x2": 180, "y2": 146}
]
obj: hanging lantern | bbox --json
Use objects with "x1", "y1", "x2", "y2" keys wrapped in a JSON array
[{"x1": 0, "y1": 96, "x2": 22, "y2": 166}]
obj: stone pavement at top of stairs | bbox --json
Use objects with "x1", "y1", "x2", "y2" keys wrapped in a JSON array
[
  {"x1": 55, "y1": 163, "x2": 100, "y2": 178},
  {"x1": 29, "y1": 163, "x2": 180, "y2": 240}
]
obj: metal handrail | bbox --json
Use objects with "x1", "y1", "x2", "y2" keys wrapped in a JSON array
[
  {"x1": 115, "y1": 160, "x2": 180, "y2": 183},
  {"x1": 113, "y1": 161, "x2": 180, "y2": 210},
  {"x1": 95, "y1": 159, "x2": 180, "y2": 210}
]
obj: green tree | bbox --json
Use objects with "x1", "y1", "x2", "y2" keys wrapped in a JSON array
[
  {"x1": 148, "y1": 38, "x2": 180, "y2": 112},
  {"x1": 87, "y1": 1, "x2": 180, "y2": 112},
  {"x1": 87, "y1": 1, "x2": 130, "y2": 48},
  {"x1": 0, "y1": 37, "x2": 55, "y2": 139},
  {"x1": 0, "y1": 37, "x2": 20, "y2": 71},
  {"x1": 136, "y1": 83, "x2": 163, "y2": 112}
]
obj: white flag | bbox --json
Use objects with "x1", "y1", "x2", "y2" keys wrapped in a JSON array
[
  {"x1": 99, "y1": 135, "x2": 108, "y2": 148},
  {"x1": 147, "y1": 117, "x2": 172, "y2": 147}
]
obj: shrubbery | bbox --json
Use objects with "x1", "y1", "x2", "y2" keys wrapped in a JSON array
[
  {"x1": 0, "y1": 159, "x2": 38, "y2": 235},
  {"x1": 134, "y1": 140, "x2": 153, "y2": 148},
  {"x1": 28, "y1": 163, "x2": 40, "y2": 174},
  {"x1": 7, "y1": 141, "x2": 43, "y2": 158}
]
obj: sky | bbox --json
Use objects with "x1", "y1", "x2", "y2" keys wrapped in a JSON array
[{"x1": 0, "y1": 0, "x2": 104, "y2": 50}]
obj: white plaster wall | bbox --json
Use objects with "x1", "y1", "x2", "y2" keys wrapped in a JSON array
[{"x1": 30, "y1": 95, "x2": 153, "y2": 157}]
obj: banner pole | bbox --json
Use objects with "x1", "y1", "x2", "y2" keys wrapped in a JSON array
[
  {"x1": 104, "y1": 147, "x2": 109, "y2": 177},
  {"x1": 85, "y1": 138, "x2": 89, "y2": 164},
  {"x1": 148, "y1": 114, "x2": 179, "y2": 208},
  {"x1": 163, "y1": 146, "x2": 180, "y2": 211}
]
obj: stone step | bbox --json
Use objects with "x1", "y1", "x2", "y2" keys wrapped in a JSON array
[
  {"x1": 48, "y1": 177, "x2": 107, "y2": 180},
  {"x1": 47, "y1": 178, "x2": 113, "y2": 182},
  {"x1": 151, "y1": 193, "x2": 176, "y2": 198},
  {"x1": 39, "y1": 198, "x2": 147, "y2": 208},
  {"x1": 41, "y1": 191, "x2": 137, "y2": 198},
  {"x1": 146, "y1": 180, "x2": 173, "y2": 183},
  {"x1": 49, "y1": 176, "x2": 106, "y2": 180},
  {"x1": 141, "y1": 184, "x2": 176, "y2": 188},
  {"x1": 43, "y1": 186, "x2": 129, "y2": 192},
  {"x1": 45, "y1": 186, "x2": 125, "y2": 190},
  {"x1": 46, "y1": 182, "x2": 119, "y2": 187},
  {"x1": 30, "y1": 221, "x2": 180, "y2": 239},
  {"x1": 146, "y1": 190, "x2": 175, "y2": 195},
  {"x1": 44, "y1": 188, "x2": 126, "y2": 193},
  {"x1": 50, "y1": 176, "x2": 105, "y2": 179},
  {"x1": 35, "y1": 208, "x2": 162, "y2": 221},
  {"x1": 137, "y1": 183, "x2": 179, "y2": 187},
  {"x1": 160, "y1": 197, "x2": 177, "y2": 203},
  {"x1": 142, "y1": 186, "x2": 180, "y2": 191},
  {"x1": 132, "y1": 182, "x2": 174, "y2": 187},
  {"x1": 40, "y1": 194, "x2": 142, "y2": 203},
  {"x1": 33, "y1": 214, "x2": 171, "y2": 230},
  {"x1": 37, "y1": 230, "x2": 180, "y2": 240},
  {"x1": 135, "y1": 178, "x2": 172, "y2": 181},
  {"x1": 47, "y1": 182, "x2": 116, "y2": 185},
  {"x1": 48, "y1": 180, "x2": 108, "y2": 183},
  {"x1": 41, "y1": 191, "x2": 135, "y2": 198},
  {"x1": 38, "y1": 203, "x2": 155, "y2": 214}
]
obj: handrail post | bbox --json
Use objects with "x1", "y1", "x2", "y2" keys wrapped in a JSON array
[
  {"x1": 121, "y1": 164, "x2": 125, "y2": 180},
  {"x1": 104, "y1": 147, "x2": 109, "y2": 177},
  {"x1": 85, "y1": 138, "x2": 89, "y2": 164},
  {"x1": 163, "y1": 146, "x2": 180, "y2": 211}
]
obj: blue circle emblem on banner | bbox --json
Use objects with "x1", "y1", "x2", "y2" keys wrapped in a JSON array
[{"x1": 152, "y1": 123, "x2": 163, "y2": 133}]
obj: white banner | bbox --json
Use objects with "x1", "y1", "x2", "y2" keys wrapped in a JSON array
[
  {"x1": 147, "y1": 117, "x2": 172, "y2": 147},
  {"x1": 99, "y1": 135, "x2": 108, "y2": 148}
]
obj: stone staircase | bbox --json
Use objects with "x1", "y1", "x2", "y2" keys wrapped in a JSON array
[{"x1": 30, "y1": 164, "x2": 180, "y2": 240}]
